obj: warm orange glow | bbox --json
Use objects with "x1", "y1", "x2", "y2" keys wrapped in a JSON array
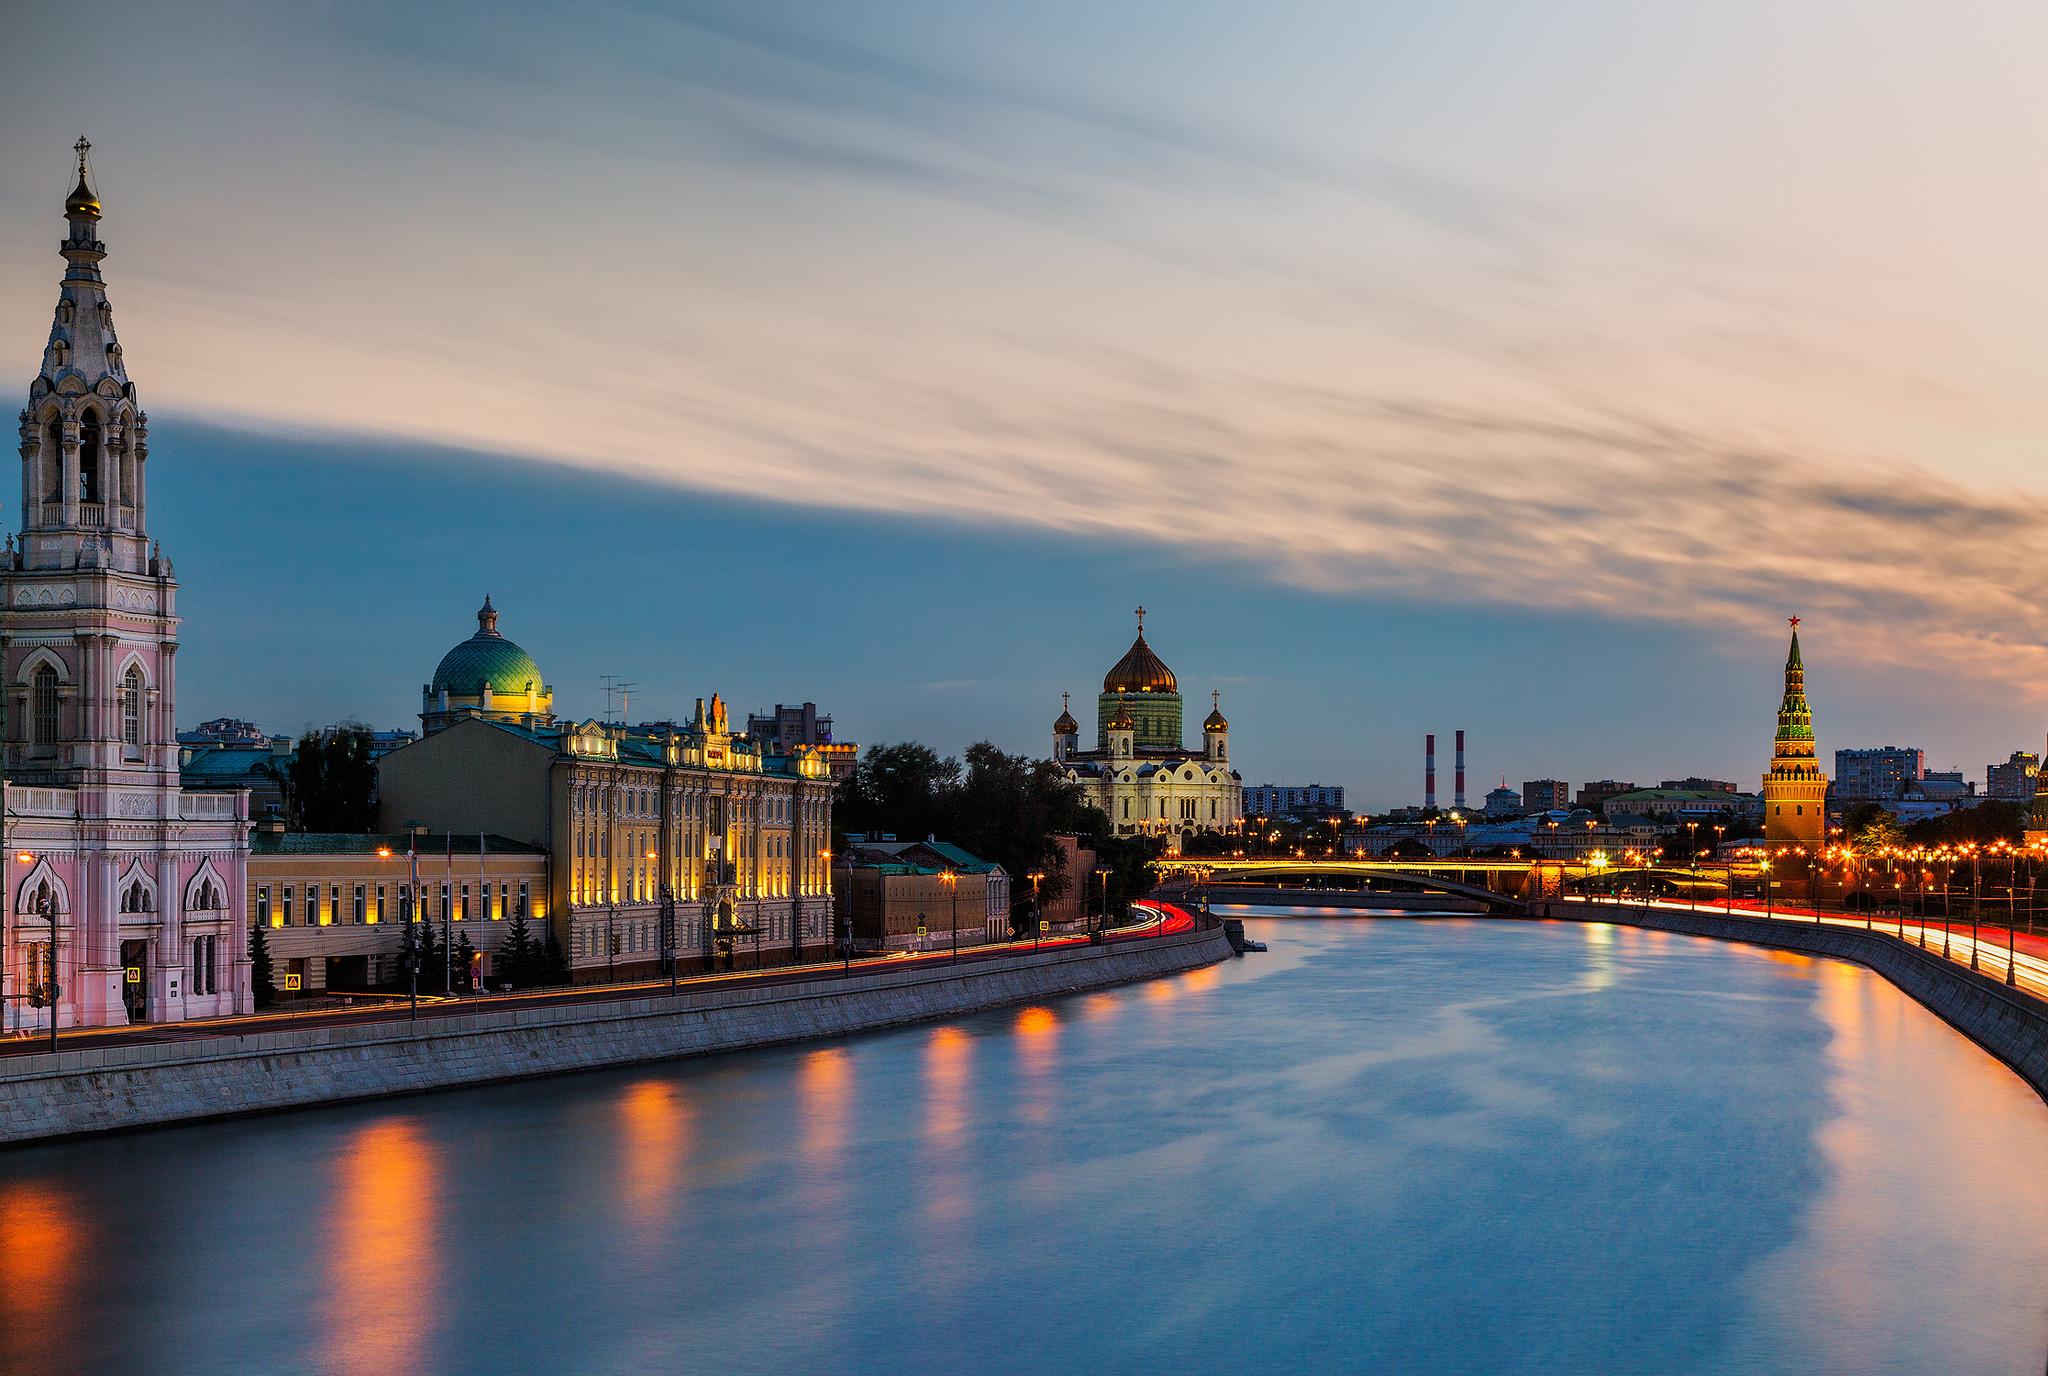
[
  {"x1": 324, "y1": 1119, "x2": 439, "y2": 1376},
  {"x1": 0, "y1": 1179, "x2": 80, "y2": 1366},
  {"x1": 923, "y1": 1025, "x2": 972, "y2": 1141},
  {"x1": 13, "y1": 851, "x2": 30, "y2": 865}
]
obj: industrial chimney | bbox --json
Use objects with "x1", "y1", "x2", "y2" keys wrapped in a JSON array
[
  {"x1": 1425, "y1": 733, "x2": 1437, "y2": 810},
  {"x1": 1455, "y1": 730, "x2": 1467, "y2": 811}
]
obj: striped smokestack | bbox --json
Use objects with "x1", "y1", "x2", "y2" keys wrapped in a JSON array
[
  {"x1": 1455, "y1": 730, "x2": 1467, "y2": 810},
  {"x1": 1425, "y1": 733, "x2": 1437, "y2": 810}
]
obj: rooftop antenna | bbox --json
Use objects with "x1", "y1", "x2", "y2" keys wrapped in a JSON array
[{"x1": 600, "y1": 674, "x2": 636, "y2": 724}]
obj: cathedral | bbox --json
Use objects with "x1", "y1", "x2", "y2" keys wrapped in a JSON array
[
  {"x1": 1054, "y1": 609, "x2": 1241, "y2": 851},
  {"x1": 1762, "y1": 618, "x2": 1827, "y2": 848},
  {"x1": 2, "y1": 143, "x2": 251, "y2": 1030}
]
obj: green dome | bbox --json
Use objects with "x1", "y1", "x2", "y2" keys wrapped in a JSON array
[{"x1": 432, "y1": 597, "x2": 544, "y2": 698}]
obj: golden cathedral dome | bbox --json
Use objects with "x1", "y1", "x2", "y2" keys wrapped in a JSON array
[{"x1": 1103, "y1": 630, "x2": 1176, "y2": 695}]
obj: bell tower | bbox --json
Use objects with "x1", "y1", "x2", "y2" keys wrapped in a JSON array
[
  {"x1": 4, "y1": 139, "x2": 178, "y2": 785},
  {"x1": 1762, "y1": 618, "x2": 1827, "y2": 848},
  {"x1": 0, "y1": 142, "x2": 246, "y2": 1035}
]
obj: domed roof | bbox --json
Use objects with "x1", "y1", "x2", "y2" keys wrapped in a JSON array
[
  {"x1": 66, "y1": 172, "x2": 100, "y2": 220},
  {"x1": 431, "y1": 596, "x2": 544, "y2": 698},
  {"x1": 1054, "y1": 692, "x2": 1079, "y2": 736},
  {"x1": 1104, "y1": 629, "x2": 1176, "y2": 695},
  {"x1": 1203, "y1": 692, "x2": 1228, "y2": 731},
  {"x1": 1107, "y1": 697, "x2": 1136, "y2": 731}
]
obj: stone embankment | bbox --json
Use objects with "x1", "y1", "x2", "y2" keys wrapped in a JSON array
[
  {"x1": 1535, "y1": 900, "x2": 2048, "y2": 1103},
  {"x1": 0, "y1": 926, "x2": 1232, "y2": 1146}
]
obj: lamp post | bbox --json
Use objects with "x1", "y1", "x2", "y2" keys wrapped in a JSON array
[
  {"x1": 1970, "y1": 845, "x2": 1982, "y2": 971},
  {"x1": 942, "y1": 868, "x2": 959, "y2": 964},
  {"x1": 1686, "y1": 823, "x2": 1699, "y2": 912},
  {"x1": 1760, "y1": 855, "x2": 1773, "y2": 920},
  {"x1": 1028, "y1": 870, "x2": 1044, "y2": 950},
  {"x1": 14, "y1": 851, "x2": 57, "y2": 1054}
]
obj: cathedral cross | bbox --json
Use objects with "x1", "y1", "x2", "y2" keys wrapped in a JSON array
[
  {"x1": 73, "y1": 136, "x2": 91, "y2": 178},
  {"x1": 1134, "y1": 604, "x2": 1146, "y2": 633}
]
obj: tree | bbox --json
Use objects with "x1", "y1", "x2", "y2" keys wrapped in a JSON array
[
  {"x1": 499, "y1": 904, "x2": 538, "y2": 988},
  {"x1": 1907, "y1": 800, "x2": 2026, "y2": 847},
  {"x1": 837, "y1": 742, "x2": 960, "y2": 845},
  {"x1": 410, "y1": 918, "x2": 445, "y2": 994},
  {"x1": 265, "y1": 724, "x2": 379, "y2": 832},
  {"x1": 1851, "y1": 811, "x2": 1906, "y2": 855},
  {"x1": 249, "y1": 923, "x2": 278, "y2": 1008},
  {"x1": 540, "y1": 932, "x2": 569, "y2": 985},
  {"x1": 453, "y1": 931, "x2": 478, "y2": 992}
]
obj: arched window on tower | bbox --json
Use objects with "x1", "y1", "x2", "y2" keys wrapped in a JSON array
[
  {"x1": 30, "y1": 664, "x2": 58, "y2": 752},
  {"x1": 43, "y1": 418, "x2": 63, "y2": 505},
  {"x1": 121, "y1": 664, "x2": 145, "y2": 751},
  {"x1": 78, "y1": 410, "x2": 100, "y2": 504}
]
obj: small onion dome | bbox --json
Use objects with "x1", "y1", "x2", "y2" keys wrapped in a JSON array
[
  {"x1": 1204, "y1": 705, "x2": 1229, "y2": 731},
  {"x1": 1107, "y1": 698, "x2": 1136, "y2": 731},
  {"x1": 1054, "y1": 706, "x2": 1079, "y2": 735},
  {"x1": 66, "y1": 172, "x2": 100, "y2": 220},
  {"x1": 1103, "y1": 630, "x2": 1176, "y2": 694}
]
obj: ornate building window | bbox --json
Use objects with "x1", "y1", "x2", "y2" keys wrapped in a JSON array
[
  {"x1": 30, "y1": 664, "x2": 58, "y2": 751},
  {"x1": 78, "y1": 411, "x2": 100, "y2": 503},
  {"x1": 121, "y1": 663, "x2": 144, "y2": 748}
]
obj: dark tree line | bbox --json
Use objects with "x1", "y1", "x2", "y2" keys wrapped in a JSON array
[
  {"x1": 835, "y1": 741, "x2": 1159, "y2": 919},
  {"x1": 265, "y1": 724, "x2": 379, "y2": 832}
]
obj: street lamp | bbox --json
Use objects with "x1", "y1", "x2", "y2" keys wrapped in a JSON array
[
  {"x1": 1027, "y1": 870, "x2": 1044, "y2": 950},
  {"x1": 941, "y1": 868, "x2": 960, "y2": 964},
  {"x1": 15, "y1": 850, "x2": 57, "y2": 1053}
]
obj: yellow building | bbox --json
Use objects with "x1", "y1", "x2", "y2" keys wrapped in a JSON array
[
  {"x1": 249, "y1": 829, "x2": 548, "y2": 993},
  {"x1": 379, "y1": 601, "x2": 837, "y2": 979},
  {"x1": 1762, "y1": 619, "x2": 1828, "y2": 848}
]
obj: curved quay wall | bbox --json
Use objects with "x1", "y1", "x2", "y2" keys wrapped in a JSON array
[
  {"x1": 1533, "y1": 901, "x2": 2048, "y2": 1105},
  {"x1": 0, "y1": 927, "x2": 1232, "y2": 1147}
]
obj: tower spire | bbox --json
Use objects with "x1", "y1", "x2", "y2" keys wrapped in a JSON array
[{"x1": 1763, "y1": 616, "x2": 1826, "y2": 846}]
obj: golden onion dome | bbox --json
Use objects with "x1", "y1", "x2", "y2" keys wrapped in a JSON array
[
  {"x1": 66, "y1": 172, "x2": 100, "y2": 220},
  {"x1": 1054, "y1": 704, "x2": 1079, "y2": 735},
  {"x1": 1103, "y1": 631, "x2": 1176, "y2": 695},
  {"x1": 1204, "y1": 706, "x2": 1229, "y2": 731},
  {"x1": 1107, "y1": 697, "x2": 1137, "y2": 731}
]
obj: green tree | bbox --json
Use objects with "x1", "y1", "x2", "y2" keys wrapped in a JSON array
[
  {"x1": 1907, "y1": 800, "x2": 2026, "y2": 847},
  {"x1": 498, "y1": 905, "x2": 537, "y2": 988},
  {"x1": 453, "y1": 931, "x2": 478, "y2": 992},
  {"x1": 837, "y1": 742, "x2": 961, "y2": 846},
  {"x1": 540, "y1": 933, "x2": 569, "y2": 985},
  {"x1": 265, "y1": 724, "x2": 379, "y2": 832},
  {"x1": 1851, "y1": 811, "x2": 1906, "y2": 855},
  {"x1": 249, "y1": 922, "x2": 278, "y2": 1008},
  {"x1": 411, "y1": 918, "x2": 445, "y2": 994}
]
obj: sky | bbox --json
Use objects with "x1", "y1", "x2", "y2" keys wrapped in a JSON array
[{"x1": 2, "y1": 0, "x2": 2047, "y2": 808}]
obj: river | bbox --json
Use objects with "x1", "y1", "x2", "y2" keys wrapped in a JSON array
[{"x1": 0, "y1": 916, "x2": 2043, "y2": 1375}]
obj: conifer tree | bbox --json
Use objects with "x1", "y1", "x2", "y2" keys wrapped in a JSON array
[
  {"x1": 500, "y1": 906, "x2": 536, "y2": 988},
  {"x1": 453, "y1": 931, "x2": 477, "y2": 993},
  {"x1": 249, "y1": 923, "x2": 278, "y2": 1008}
]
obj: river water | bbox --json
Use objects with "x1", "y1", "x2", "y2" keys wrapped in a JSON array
[{"x1": 1, "y1": 917, "x2": 2044, "y2": 1375}]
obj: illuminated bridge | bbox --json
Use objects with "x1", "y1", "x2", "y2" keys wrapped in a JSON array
[{"x1": 1154, "y1": 857, "x2": 1744, "y2": 914}]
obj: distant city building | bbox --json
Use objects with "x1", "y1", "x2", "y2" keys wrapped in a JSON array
[
  {"x1": 1658, "y1": 777, "x2": 1738, "y2": 794},
  {"x1": 1599, "y1": 789, "x2": 1761, "y2": 821},
  {"x1": 834, "y1": 838, "x2": 1011, "y2": 951},
  {"x1": 179, "y1": 716, "x2": 271, "y2": 746},
  {"x1": 1482, "y1": 785, "x2": 1522, "y2": 818},
  {"x1": 1243, "y1": 783, "x2": 1345, "y2": 820},
  {"x1": 1908, "y1": 770, "x2": 1973, "y2": 804},
  {"x1": 1522, "y1": 779, "x2": 1570, "y2": 812},
  {"x1": 746, "y1": 702, "x2": 857, "y2": 782},
  {"x1": 1987, "y1": 751, "x2": 2039, "y2": 803},
  {"x1": 1053, "y1": 610, "x2": 1241, "y2": 851},
  {"x1": 1833, "y1": 746, "x2": 1924, "y2": 802},
  {"x1": 1763, "y1": 621, "x2": 1827, "y2": 847},
  {"x1": 2029, "y1": 734, "x2": 2048, "y2": 848},
  {"x1": 249, "y1": 828, "x2": 548, "y2": 993},
  {"x1": 1574, "y1": 779, "x2": 1638, "y2": 814}
]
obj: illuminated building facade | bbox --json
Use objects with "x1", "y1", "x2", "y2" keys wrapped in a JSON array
[
  {"x1": 1, "y1": 146, "x2": 251, "y2": 1029},
  {"x1": 380, "y1": 609, "x2": 837, "y2": 978},
  {"x1": 1053, "y1": 610, "x2": 1241, "y2": 850},
  {"x1": 247, "y1": 829, "x2": 547, "y2": 993},
  {"x1": 1762, "y1": 620, "x2": 1828, "y2": 848}
]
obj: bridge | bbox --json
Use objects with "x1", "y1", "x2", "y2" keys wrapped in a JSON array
[{"x1": 1154, "y1": 856, "x2": 1748, "y2": 914}]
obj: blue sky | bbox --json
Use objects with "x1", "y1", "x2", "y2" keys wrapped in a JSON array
[{"x1": 4, "y1": 1, "x2": 2047, "y2": 806}]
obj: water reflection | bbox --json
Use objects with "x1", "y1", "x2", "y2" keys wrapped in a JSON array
[
  {"x1": 0, "y1": 1179, "x2": 79, "y2": 1371},
  {"x1": 0, "y1": 921, "x2": 2041, "y2": 1375},
  {"x1": 617, "y1": 1078, "x2": 692, "y2": 1250},
  {"x1": 322, "y1": 1119, "x2": 439, "y2": 1376}
]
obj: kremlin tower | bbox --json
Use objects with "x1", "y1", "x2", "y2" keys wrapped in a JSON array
[{"x1": 1762, "y1": 618, "x2": 1827, "y2": 848}]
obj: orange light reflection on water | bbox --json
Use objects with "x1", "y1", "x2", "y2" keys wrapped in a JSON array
[
  {"x1": 0, "y1": 1178, "x2": 80, "y2": 1370},
  {"x1": 798, "y1": 1047, "x2": 852, "y2": 1164},
  {"x1": 618, "y1": 1079, "x2": 692, "y2": 1239},
  {"x1": 323, "y1": 1118, "x2": 440, "y2": 1376}
]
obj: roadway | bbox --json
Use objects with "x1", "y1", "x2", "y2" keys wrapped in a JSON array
[
  {"x1": 1568, "y1": 894, "x2": 2048, "y2": 1002},
  {"x1": 0, "y1": 900, "x2": 1198, "y2": 1060}
]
